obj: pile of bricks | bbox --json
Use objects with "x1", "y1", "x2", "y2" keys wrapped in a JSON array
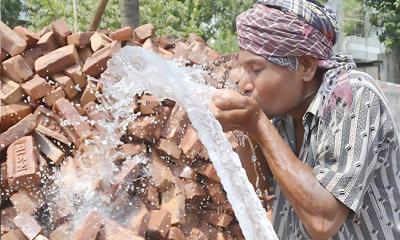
[{"x1": 0, "y1": 19, "x2": 266, "y2": 240}]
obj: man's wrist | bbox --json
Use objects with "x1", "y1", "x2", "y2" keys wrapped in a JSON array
[{"x1": 250, "y1": 111, "x2": 270, "y2": 142}]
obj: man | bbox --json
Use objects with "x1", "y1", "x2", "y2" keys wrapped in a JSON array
[{"x1": 212, "y1": 0, "x2": 400, "y2": 239}]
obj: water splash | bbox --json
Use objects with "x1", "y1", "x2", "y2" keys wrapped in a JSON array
[{"x1": 103, "y1": 46, "x2": 278, "y2": 240}]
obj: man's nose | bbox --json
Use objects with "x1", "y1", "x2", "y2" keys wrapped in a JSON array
[{"x1": 238, "y1": 70, "x2": 254, "y2": 95}]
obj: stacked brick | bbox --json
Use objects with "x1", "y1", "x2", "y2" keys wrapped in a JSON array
[{"x1": 1, "y1": 19, "x2": 268, "y2": 240}]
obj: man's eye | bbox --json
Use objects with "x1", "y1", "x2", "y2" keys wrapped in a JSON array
[{"x1": 254, "y1": 69, "x2": 263, "y2": 75}]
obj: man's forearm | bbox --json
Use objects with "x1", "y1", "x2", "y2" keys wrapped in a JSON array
[{"x1": 253, "y1": 114, "x2": 348, "y2": 239}]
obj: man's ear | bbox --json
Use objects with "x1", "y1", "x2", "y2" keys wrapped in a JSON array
[{"x1": 299, "y1": 56, "x2": 318, "y2": 82}]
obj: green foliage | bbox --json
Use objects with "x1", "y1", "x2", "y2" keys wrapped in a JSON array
[
  {"x1": 343, "y1": 0, "x2": 364, "y2": 36},
  {"x1": 364, "y1": 0, "x2": 400, "y2": 49},
  {"x1": 1, "y1": 0, "x2": 24, "y2": 28}
]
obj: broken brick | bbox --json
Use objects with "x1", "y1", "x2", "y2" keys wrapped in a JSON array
[
  {"x1": 90, "y1": 32, "x2": 112, "y2": 52},
  {"x1": 52, "y1": 74, "x2": 78, "y2": 99},
  {"x1": 206, "y1": 211, "x2": 233, "y2": 228},
  {"x1": 52, "y1": 18, "x2": 72, "y2": 46},
  {"x1": 196, "y1": 163, "x2": 220, "y2": 183},
  {"x1": 161, "y1": 104, "x2": 190, "y2": 144},
  {"x1": 0, "y1": 103, "x2": 32, "y2": 132},
  {"x1": 110, "y1": 26, "x2": 133, "y2": 41},
  {"x1": 71, "y1": 211, "x2": 103, "y2": 240},
  {"x1": 134, "y1": 24, "x2": 155, "y2": 43},
  {"x1": 187, "y1": 228, "x2": 207, "y2": 240},
  {"x1": 121, "y1": 143, "x2": 147, "y2": 156},
  {"x1": 147, "y1": 209, "x2": 171, "y2": 239},
  {"x1": 32, "y1": 130, "x2": 64, "y2": 164},
  {"x1": 156, "y1": 138, "x2": 182, "y2": 159},
  {"x1": 139, "y1": 95, "x2": 160, "y2": 115},
  {"x1": 77, "y1": 46, "x2": 93, "y2": 63},
  {"x1": 13, "y1": 213, "x2": 42, "y2": 239},
  {"x1": 44, "y1": 87, "x2": 65, "y2": 107},
  {"x1": 10, "y1": 190, "x2": 41, "y2": 215},
  {"x1": 0, "y1": 78, "x2": 23, "y2": 104},
  {"x1": 21, "y1": 75, "x2": 52, "y2": 101},
  {"x1": 35, "y1": 123, "x2": 70, "y2": 146},
  {"x1": 128, "y1": 115, "x2": 162, "y2": 141},
  {"x1": 80, "y1": 80, "x2": 97, "y2": 107},
  {"x1": 37, "y1": 31, "x2": 58, "y2": 54},
  {"x1": 21, "y1": 47, "x2": 43, "y2": 69},
  {"x1": 148, "y1": 152, "x2": 175, "y2": 192},
  {"x1": 167, "y1": 227, "x2": 186, "y2": 240},
  {"x1": 161, "y1": 187, "x2": 185, "y2": 225},
  {"x1": 67, "y1": 32, "x2": 94, "y2": 47},
  {"x1": 63, "y1": 64, "x2": 87, "y2": 88},
  {"x1": 127, "y1": 203, "x2": 149, "y2": 237},
  {"x1": 0, "y1": 114, "x2": 37, "y2": 151},
  {"x1": 14, "y1": 26, "x2": 40, "y2": 48},
  {"x1": 100, "y1": 218, "x2": 144, "y2": 240},
  {"x1": 0, "y1": 229, "x2": 27, "y2": 240},
  {"x1": 179, "y1": 127, "x2": 203, "y2": 159},
  {"x1": 82, "y1": 41, "x2": 120, "y2": 77}
]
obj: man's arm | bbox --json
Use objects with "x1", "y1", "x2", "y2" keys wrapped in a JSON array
[{"x1": 254, "y1": 112, "x2": 349, "y2": 239}]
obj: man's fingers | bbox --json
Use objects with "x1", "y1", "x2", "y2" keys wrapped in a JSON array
[{"x1": 214, "y1": 96, "x2": 250, "y2": 111}]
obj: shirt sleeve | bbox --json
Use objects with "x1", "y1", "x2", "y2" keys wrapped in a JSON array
[{"x1": 312, "y1": 84, "x2": 394, "y2": 214}]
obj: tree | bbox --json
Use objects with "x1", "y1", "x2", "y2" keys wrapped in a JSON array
[
  {"x1": 364, "y1": 0, "x2": 400, "y2": 50},
  {"x1": 1, "y1": 0, "x2": 24, "y2": 28},
  {"x1": 121, "y1": 0, "x2": 139, "y2": 28}
]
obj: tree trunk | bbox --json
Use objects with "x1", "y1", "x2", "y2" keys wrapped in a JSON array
[{"x1": 121, "y1": 0, "x2": 139, "y2": 29}]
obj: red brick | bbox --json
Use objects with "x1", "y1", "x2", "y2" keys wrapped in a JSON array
[
  {"x1": 100, "y1": 218, "x2": 144, "y2": 240},
  {"x1": 1, "y1": 48, "x2": 8, "y2": 61},
  {"x1": 112, "y1": 159, "x2": 140, "y2": 195},
  {"x1": 52, "y1": 74, "x2": 78, "y2": 99},
  {"x1": 52, "y1": 98, "x2": 92, "y2": 141},
  {"x1": 44, "y1": 87, "x2": 65, "y2": 107},
  {"x1": 0, "y1": 103, "x2": 32, "y2": 131},
  {"x1": 52, "y1": 18, "x2": 71, "y2": 46},
  {"x1": 147, "y1": 209, "x2": 171, "y2": 239},
  {"x1": 14, "y1": 213, "x2": 42, "y2": 239},
  {"x1": 49, "y1": 223, "x2": 71, "y2": 240},
  {"x1": 80, "y1": 80, "x2": 97, "y2": 107},
  {"x1": 90, "y1": 32, "x2": 112, "y2": 52},
  {"x1": 6, "y1": 136, "x2": 40, "y2": 191},
  {"x1": 181, "y1": 180, "x2": 206, "y2": 201},
  {"x1": 2, "y1": 55, "x2": 33, "y2": 83},
  {"x1": 161, "y1": 187, "x2": 185, "y2": 225},
  {"x1": 146, "y1": 183, "x2": 160, "y2": 209},
  {"x1": 10, "y1": 190, "x2": 41, "y2": 215},
  {"x1": 120, "y1": 143, "x2": 147, "y2": 156},
  {"x1": 1, "y1": 163, "x2": 11, "y2": 199},
  {"x1": 33, "y1": 130, "x2": 64, "y2": 164},
  {"x1": 0, "y1": 207, "x2": 17, "y2": 234},
  {"x1": 139, "y1": 95, "x2": 160, "y2": 115},
  {"x1": 148, "y1": 152, "x2": 175, "y2": 192},
  {"x1": 35, "y1": 123, "x2": 70, "y2": 146},
  {"x1": 0, "y1": 114, "x2": 37, "y2": 151},
  {"x1": 206, "y1": 211, "x2": 233, "y2": 228},
  {"x1": 134, "y1": 24, "x2": 155, "y2": 43},
  {"x1": 35, "y1": 44, "x2": 79, "y2": 77},
  {"x1": 0, "y1": 78, "x2": 23, "y2": 104},
  {"x1": 34, "y1": 235, "x2": 49, "y2": 240},
  {"x1": 0, "y1": 21, "x2": 27, "y2": 56},
  {"x1": 67, "y1": 32, "x2": 94, "y2": 47},
  {"x1": 179, "y1": 127, "x2": 203, "y2": 159},
  {"x1": 14, "y1": 26, "x2": 40, "y2": 48},
  {"x1": 128, "y1": 115, "x2": 162, "y2": 141},
  {"x1": 167, "y1": 227, "x2": 186, "y2": 240},
  {"x1": 161, "y1": 104, "x2": 189, "y2": 144},
  {"x1": 176, "y1": 165, "x2": 197, "y2": 180},
  {"x1": 196, "y1": 163, "x2": 220, "y2": 183},
  {"x1": 21, "y1": 75, "x2": 52, "y2": 101},
  {"x1": 63, "y1": 64, "x2": 87, "y2": 88},
  {"x1": 187, "y1": 228, "x2": 207, "y2": 240},
  {"x1": 206, "y1": 183, "x2": 227, "y2": 205},
  {"x1": 37, "y1": 31, "x2": 58, "y2": 54},
  {"x1": 1, "y1": 229, "x2": 26, "y2": 240},
  {"x1": 157, "y1": 36, "x2": 179, "y2": 50},
  {"x1": 82, "y1": 41, "x2": 120, "y2": 77},
  {"x1": 127, "y1": 203, "x2": 149, "y2": 237},
  {"x1": 110, "y1": 26, "x2": 133, "y2": 41},
  {"x1": 77, "y1": 46, "x2": 93, "y2": 63},
  {"x1": 21, "y1": 47, "x2": 43, "y2": 69},
  {"x1": 157, "y1": 138, "x2": 182, "y2": 159},
  {"x1": 71, "y1": 211, "x2": 103, "y2": 240}
]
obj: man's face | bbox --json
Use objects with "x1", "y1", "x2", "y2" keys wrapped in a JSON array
[{"x1": 237, "y1": 50, "x2": 306, "y2": 118}]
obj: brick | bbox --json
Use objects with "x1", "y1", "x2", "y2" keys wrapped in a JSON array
[
  {"x1": 67, "y1": 32, "x2": 94, "y2": 47},
  {"x1": 77, "y1": 46, "x2": 93, "y2": 63},
  {"x1": 71, "y1": 211, "x2": 103, "y2": 240},
  {"x1": 173, "y1": 41, "x2": 191, "y2": 59},
  {"x1": 52, "y1": 74, "x2": 78, "y2": 99},
  {"x1": 52, "y1": 98, "x2": 92, "y2": 141},
  {"x1": 187, "y1": 228, "x2": 207, "y2": 240},
  {"x1": 128, "y1": 115, "x2": 162, "y2": 141},
  {"x1": 127, "y1": 203, "x2": 149, "y2": 237},
  {"x1": 49, "y1": 223, "x2": 71, "y2": 240},
  {"x1": 34, "y1": 235, "x2": 49, "y2": 240},
  {"x1": 52, "y1": 18, "x2": 71, "y2": 46},
  {"x1": 167, "y1": 227, "x2": 186, "y2": 240},
  {"x1": 0, "y1": 207, "x2": 17, "y2": 234},
  {"x1": 21, "y1": 75, "x2": 52, "y2": 101},
  {"x1": 142, "y1": 38, "x2": 159, "y2": 53},
  {"x1": 0, "y1": 78, "x2": 23, "y2": 104},
  {"x1": 148, "y1": 152, "x2": 175, "y2": 192},
  {"x1": 111, "y1": 159, "x2": 140, "y2": 195},
  {"x1": 156, "y1": 138, "x2": 182, "y2": 159},
  {"x1": 187, "y1": 33, "x2": 206, "y2": 44},
  {"x1": 14, "y1": 26, "x2": 40, "y2": 48},
  {"x1": 1, "y1": 229, "x2": 26, "y2": 240},
  {"x1": 6, "y1": 136, "x2": 40, "y2": 191},
  {"x1": 229, "y1": 223, "x2": 244, "y2": 239},
  {"x1": 10, "y1": 190, "x2": 41, "y2": 215},
  {"x1": 37, "y1": 32, "x2": 58, "y2": 54},
  {"x1": 35, "y1": 44, "x2": 79, "y2": 77},
  {"x1": 0, "y1": 21, "x2": 27, "y2": 56},
  {"x1": 13, "y1": 213, "x2": 42, "y2": 240},
  {"x1": 120, "y1": 143, "x2": 147, "y2": 156},
  {"x1": 139, "y1": 95, "x2": 160, "y2": 115},
  {"x1": 134, "y1": 24, "x2": 155, "y2": 43},
  {"x1": 196, "y1": 163, "x2": 220, "y2": 183},
  {"x1": 206, "y1": 212, "x2": 233, "y2": 228},
  {"x1": 181, "y1": 180, "x2": 206, "y2": 202},
  {"x1": 176, "y1": 165, "x2": 197, "y2": 180},
  {"x1": 110, "y1": 26, "x2": 133, "y2": 41},
  {"x1": 0, "y1": 114, "x2": 37, "y2": 151},
  {"x1": 161, "y1": 187, "x2": 185, "y2": 225},
  {"x1": 146, "y1": 183, "x2": 160, "y2": 209},
  {"x1": 2, "y1": 55, "x2": 33, "y2": 82},
  {"x1": 32, "y1": 131, "x2": 64, "y2": 164},
  {"x1": 44, "y1": 87, "x2": 65, "y2": 107},
  {"x1": 82, "y1": 40, "x2": 120, "y2": 77},
  {"x1": 0, "y1": 103, "x2": 32, "y2": 132},
  {"x1": 147, "y1": 209, "x2": 171, "y2": 239},
  {"x1": 179, "y1": 127, "x2": 203, "y2": 159},
  {"x1": 63, "y1": 64, "x2": 87, "y2": 88},
  {"x1": 90, "y1": 32, "x2": 112, "y2": 52},
  {"x1": 1, "y1": 48, "x2": 8, "y2": 61},
  {"x1": 38, "y1": 26, "x2": 50, "y2": 37},
  {"x1": 157, "y1": 36, "x2": 179, "y2": 50},
  {"x1": 80, "y1": 80, "x2": 97, "y2": 107},
  {"x1": 21, "y1": 47, "x2": 43, "y2": 69},
  {"x1": 1, "y1": 163, "x2": 10, "y2": 198},
  {"x1": 35, "y1": 124, "x2": 70, "y2": 146},
  {"x1": 161, "y1": 104, "x2": 189, "y2": 144},
  {"x1": 99, "y1": 218, "x2": 144, "y2": 240},
  {"x1": 206, "y1": 183, "x2": 227, "y2": 205}
]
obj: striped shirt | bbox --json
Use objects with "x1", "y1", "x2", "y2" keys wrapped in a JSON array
[{"x1": 271, "y1": 70, "x2": 400, "y2": 239}]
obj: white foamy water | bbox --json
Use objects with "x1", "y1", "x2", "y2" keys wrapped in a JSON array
[{"x1": 101, "y1": 46, "x2": 279, "y2": 240}]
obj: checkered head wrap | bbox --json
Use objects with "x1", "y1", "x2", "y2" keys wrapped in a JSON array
[{"x1": 236, "y1": 0, "x2": 355, "y2": 71}]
